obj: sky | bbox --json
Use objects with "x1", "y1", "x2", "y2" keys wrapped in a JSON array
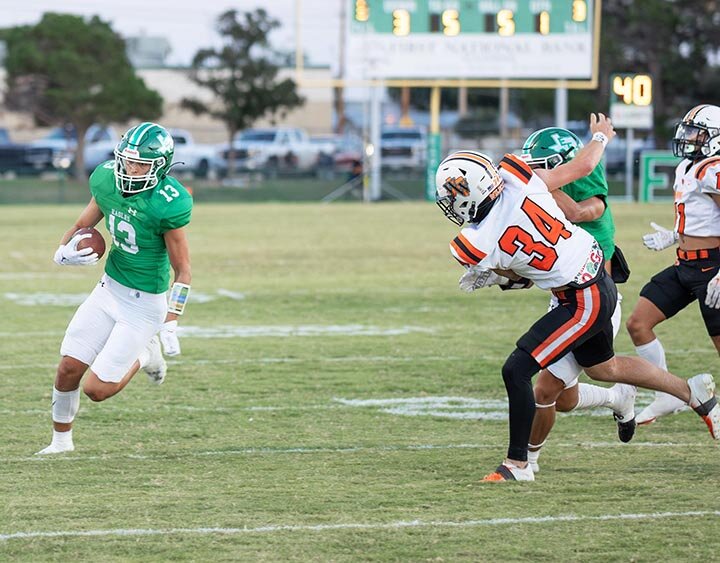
[{"x1": 2, "y1": 0, "x2": 342, "y2": 67}]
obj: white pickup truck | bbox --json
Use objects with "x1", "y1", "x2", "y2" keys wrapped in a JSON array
[
  {"x1": 217, "y1": 127, "x2": 321, "y2": 175},
  {"x1": 84, "y1": 128, "x2": 219, "y2": 178},
  {"x1": 167, "y1": 129, "x2": 219, "y2": 178}
]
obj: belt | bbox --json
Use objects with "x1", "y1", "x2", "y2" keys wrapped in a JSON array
[{"x1": 676, "y1": 247, "x2": 720, "y2": 261}]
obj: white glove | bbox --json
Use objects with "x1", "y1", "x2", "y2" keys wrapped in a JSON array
[
  {"x1": 159, "y1": 320, "x2": 181, "y2": 356},
  {"x1": 706, "y1": 272, "x2": 720, "y2": 309},
  {"x1": 642, "y1": 222, "x2": 678, "y2": 251},
  {"x1": 53, "y1": 233, "x2": 98, "y2": 266},
  {"x1": 459, "y1": 267, "x2": 509, "y2": 292}
]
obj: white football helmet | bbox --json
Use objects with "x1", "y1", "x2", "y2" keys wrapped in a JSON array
[
  {"x1": 435, "y1": 150, "x2": 504, "y2": 226},
  {"x1": 673, "y1": 104, "x2": 720, "y2": 160}
]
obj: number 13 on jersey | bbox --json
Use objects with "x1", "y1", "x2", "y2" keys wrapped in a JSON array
[{"x1": 108, "y1": 214, "x2": 139, "y2": 254}]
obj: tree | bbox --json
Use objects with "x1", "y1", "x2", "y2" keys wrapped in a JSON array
[
  {"x1": 2, "y1": 13, "x2": 163, "y2": 179},
  {"x1": 181, "y1": 9, "x2": 304, "y2": 176},
  {"x1": 600, "y1": 0, "x2": 720, "y2": 142}
]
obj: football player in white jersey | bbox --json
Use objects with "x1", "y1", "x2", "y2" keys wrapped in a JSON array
[
  {"x1": 435, "y1": 115, "x2": 720, "y2": 482},
  {"x1": 627, "y1": 104, "x2": 720, "y2": 424}
]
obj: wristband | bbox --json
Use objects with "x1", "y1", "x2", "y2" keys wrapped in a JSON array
[
  {"x1": 592, "y1": 132, "x2": 608, "y2": 148},
  {"x1": 168, "y1": 283, "x2": 191, "y2": 315}
]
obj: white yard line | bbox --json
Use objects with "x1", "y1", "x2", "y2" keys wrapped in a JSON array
[
  {"x1": 0, "y1": 355, "x2": 468, "y2": 371},
  {"x1": 2, "y1": 441, "x2": 702, "y2": 464},
  {"x1": 2, "y1": 510, "x2": 718, "y2": 541}
]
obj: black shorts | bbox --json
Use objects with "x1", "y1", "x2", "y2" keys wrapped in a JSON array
[
  {"x1": 639, "y1": 247, "x2": 720, "y2": 336},
  {"x1": 517, "y1": 272, "x2": 617, "y2": 369}
]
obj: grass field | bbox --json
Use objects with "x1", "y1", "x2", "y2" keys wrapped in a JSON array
[{"x1": 1, "y1": 201, "x2": 719, "y2": 561}]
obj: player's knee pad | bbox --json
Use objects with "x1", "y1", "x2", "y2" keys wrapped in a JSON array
[
  {"x1": 52, "y1": 387, "x2": 80, "y2": 423},
  {"x1": 502, "y1": 348, "x2": 541, "y2": 390}
]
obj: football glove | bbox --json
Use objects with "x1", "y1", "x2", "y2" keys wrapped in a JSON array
[
  {"x1": 705, "y1": 272, "x2": 720, "y2": 309},
  {"x1": 159, "y1": 320, "x2": 181, "y2": 356},
  {"x1": 53, "y1": 233, "x2": 98, "y2": 266},
  {"x1": 642, "y1": 222, "x2": 678, "y2": 251},
  {"x1": 458, "y1": 266, "x2": 509, "y2": 292}
]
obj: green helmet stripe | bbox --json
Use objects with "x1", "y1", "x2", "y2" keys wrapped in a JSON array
[{"x1": 128, "y1": 122, "x2": 156, "y2": 146}]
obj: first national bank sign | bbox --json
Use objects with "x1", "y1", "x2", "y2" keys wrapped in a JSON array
[{"x1": 345, "y1": 0, "x2": 599, "y2": 83}]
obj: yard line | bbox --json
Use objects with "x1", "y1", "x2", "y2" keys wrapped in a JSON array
[
  {"x1": 2, "y1": 441, "x2": 702, "y2": 464},
  {"x1": 2, "y1": 510, "x2": 718, "y2": 541},
  {"x1": 0, "y1": 355, "x2": 468, "y2": 371}
]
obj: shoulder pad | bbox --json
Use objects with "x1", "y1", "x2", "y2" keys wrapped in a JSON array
[
  {"x1": 499, "y1": 154, "x2": 533, "y2": 185},
  {"x1": 450, "y1": 232, "x2": 486, "y2": 266},
  {"x1": 695, "y1": 156, "x2": 720, "y2": 181}
]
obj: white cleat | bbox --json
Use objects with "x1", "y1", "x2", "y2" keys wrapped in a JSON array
[
  {"x1": 688, "y1": 373, "x2": 720, "y2": 440},
  {"x1": 610, "y1": 383, "x2": 637, "y2": 443},
  {"x1": 636, "y1": 391, "x2": 687, "y2": 426},
  {"x1": 35, "y1": 442, "x2": 74, "y2": 455},
  {"x1": 482, "y1": 462, "x2": 535, "y2": 482},
  {"x1": 143, "y1": 336, "x2": 167, "y2": 385},
  {"x1": 529, "y1": 461, "x2": 540, "y2": 473}
]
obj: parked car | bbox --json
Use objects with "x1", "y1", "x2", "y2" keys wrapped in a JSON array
[
  {"x1": 332, "y1": 136, "x2": 365, "y2": 175},
  {"x1": 168, "y1": 129, "x2": 220, "y2": 178},
  {"x1": 310, "y1": 134, "x2": 341, "y2": 170},
  {"x1": 0, "y1": 127, "x2": 55, "y2": 175},
  {"x1": 217, "y1": 127, "x2": 321, "y2": 175},
  {"x1": 29, "y1": 124, "x2": 119, "y2": 170},
  {"x1": 380, "y1": 127, "x2": 427, "y2": 170}
]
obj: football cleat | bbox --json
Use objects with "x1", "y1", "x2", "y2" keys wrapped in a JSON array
[
  {"x1": 143, "y1": 336, "x2": 167, "y2": 385},
  {"x1": 688, "y1": 373, "x2": 720, "y2": 439},
  {"x1": 636, "y1": 391, "x2": 687, "y2": 425},
  {"x1": 610, "y1": 383, "x2": 637, "y2": 443},
  {"x1": 481, "y1": 462, "x2": 535, "y2": 482},
  {"x1": 35, "y1": 442, "x2": 74, "y2": 455}
]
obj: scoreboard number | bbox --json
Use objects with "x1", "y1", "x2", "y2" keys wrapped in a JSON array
[{"x1": 613, "y1": 74, "x2": 652, "y2": 106}]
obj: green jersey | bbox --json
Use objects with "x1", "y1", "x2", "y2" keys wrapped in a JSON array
[
  {"x1": 561, "y1": 163, "x2": 615, "y2": 260},
  {"x1": 90, "y1": 162, "x2": 193, "y2": 293}
]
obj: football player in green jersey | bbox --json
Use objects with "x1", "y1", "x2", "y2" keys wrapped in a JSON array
[
  {"x1": 37, "y1": 122, "x2": 193, "y2": 455},
  {"x1": 521, "y1": 126, "x2": 636, "y2": 473}
]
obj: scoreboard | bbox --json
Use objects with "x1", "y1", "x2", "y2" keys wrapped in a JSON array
[{"x1": 344, "y1": 0, "x2": 600, "y2": 84}]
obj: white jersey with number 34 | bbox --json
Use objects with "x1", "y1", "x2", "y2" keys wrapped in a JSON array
[{"x1": 449, "y1": 154, "x2": 603, "y2": 290}]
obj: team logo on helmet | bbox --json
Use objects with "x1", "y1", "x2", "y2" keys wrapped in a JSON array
[
  {"x1": 435, "y1": 151, "x2": 504, "y2": 226},
  {"x1": 114, "y1": 122, "x2": 175, "y2": 194},
  {"x1": 522, "y1": 127, "x2": 583, "y2": 170}
]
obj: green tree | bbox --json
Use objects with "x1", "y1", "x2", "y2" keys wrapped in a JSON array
[
  {"x1": 601, "y1": 0, "x2": 720, "y2": 142},
  {"x1": 182, "y1": 9, "x2": 304, "y2": 176},
  {"x1": 2, "y1": 13, "x2": 162, "y2": 179}
]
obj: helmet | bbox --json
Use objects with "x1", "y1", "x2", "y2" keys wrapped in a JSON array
[
  {"x1": 435, "y1": 150, "x2": 504, "y2": 226},
  {"x1": 521, "y1": 127, "x2": 583, "y2": 169},
  {"x1": 672, "y1": 104, "x2": 720, "y2": 160},
  {"x1": 114, "y1": 122, "x2": 174, "y2": 194}
]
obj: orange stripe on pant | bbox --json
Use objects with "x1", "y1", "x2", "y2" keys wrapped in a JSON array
[{"x1": 531, "y1": 284, "x2": 601, "y2": 367}]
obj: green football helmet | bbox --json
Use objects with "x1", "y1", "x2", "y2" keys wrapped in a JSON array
[
  {"x1": 114, "y1": 122, "x2": 174, "y2": 194},
  {"x1": 521, "y1": 127, "x2": 583, "y2": 170}
]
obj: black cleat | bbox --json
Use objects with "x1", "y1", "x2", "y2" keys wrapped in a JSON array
[{"x1": 614, "y1": 413, "x2": 636, "y2": 443}]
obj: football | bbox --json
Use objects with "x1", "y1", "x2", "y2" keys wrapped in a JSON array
[{"x1": 74, "y1": 227, "x2": 106, "y2": 259}]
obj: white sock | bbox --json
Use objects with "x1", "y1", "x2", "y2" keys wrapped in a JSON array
[
  {"x1": 635, "y1": 339, "x2": 667, "y2": 370},
  {"x1": 575, "y1": 383, "x2": 613, "y2": 409},
  {"x1": 52, "y1": 429, "x2": 73, "y2": 447},
  {"x1": 527, "y1": 449, "x2": 540, "y2": 465},
  {"x1": 52, "y1": 387, "x2": 80, "y2": 424},
  {"x1": 137, "y1": 347, "x2": 151, "y2": 369}
]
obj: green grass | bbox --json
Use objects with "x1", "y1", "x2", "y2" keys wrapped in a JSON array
[
  {"x1": 1, "y1": 201, "x2": 718, "y2": 561},
  {"x1": 0, "y1": 173, "x2": 428, "y2": 205}
]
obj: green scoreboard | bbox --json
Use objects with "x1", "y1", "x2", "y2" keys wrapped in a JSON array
[{"x1": 345, "y1": 0, "x2": 600, "y2": 83}]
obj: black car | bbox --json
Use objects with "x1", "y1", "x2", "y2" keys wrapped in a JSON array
[{"x1": 0, "y1": 127, "x2": 55, "y2": 175}]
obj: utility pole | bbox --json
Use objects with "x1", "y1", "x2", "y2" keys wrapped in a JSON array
[{"x1": 334, "y1": 0, "x2": 346, "y2": 134}]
